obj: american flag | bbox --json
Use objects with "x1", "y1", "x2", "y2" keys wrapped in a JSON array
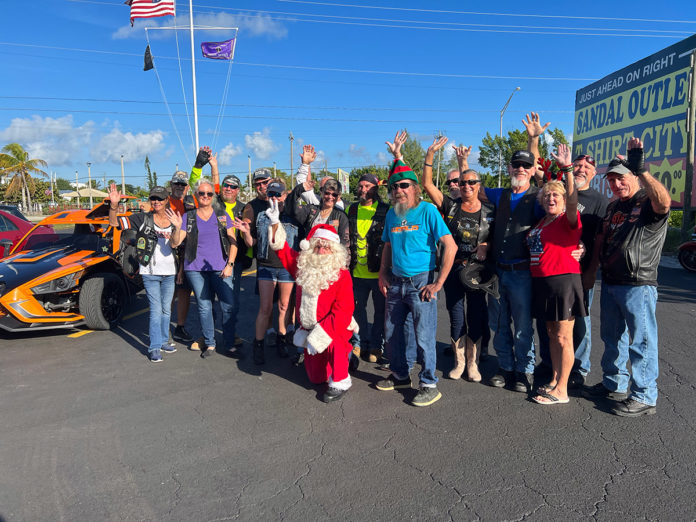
[{"x1": 127, "y1": 0, "x2": 176, "y2": 25}]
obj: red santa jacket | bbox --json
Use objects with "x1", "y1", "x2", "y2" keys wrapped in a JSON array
[{"x1": 269, "y1": 225, "x2": 356, "y2": 353}]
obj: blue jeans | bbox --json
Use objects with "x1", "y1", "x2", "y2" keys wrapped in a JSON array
[
  {"x1": 352, "y1": 277, "x2": 385, "y2": 352},
  {"x1": 186, "y1": 270, "x2": 236, "y2": 350},
  {"x1": 572, "y1": 286, "x2": 594, "y2": 376},
  {"x1": 489, "y1": 269, "x2": 535, "y2": 374},
  {"x1": 142, "y1": 274, "x2": 176, "y2": 353},
  {"x1": 384, "y1": 271, "x2": 438, "y2": 386},
  {"x1": 600, "y1": 282, "x2": 659, "y2": 406},
  {"x1": 230, "y1": 263, "x2": 244, "y2": 326}
]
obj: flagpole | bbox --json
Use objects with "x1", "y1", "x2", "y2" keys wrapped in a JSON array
[{"x1": 188, "y1": 0, "x2": 200, "y2": 153}]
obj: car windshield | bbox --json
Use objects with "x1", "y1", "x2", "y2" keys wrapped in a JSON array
[
  {"x1": 0, "y1": 206, "x2": 28, "y2": 221},
  {"x1": 14, "y1": 223, "x2": 109, "y2": 253}
]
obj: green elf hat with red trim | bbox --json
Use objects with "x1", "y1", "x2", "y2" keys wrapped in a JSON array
[{"x1": 388, "y1": 158, "x2": 419, "y2": 186}]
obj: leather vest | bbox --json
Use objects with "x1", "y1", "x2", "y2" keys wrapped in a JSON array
[
  {"x1": 492, "y1": 187, "x2": 539, "y2": 262},
  {"x1": 443, "y1": 199, "x2": 495, "y2": 258},
  {"x1": 348, "y1": 200, "x2": 389, "y2": 273}
]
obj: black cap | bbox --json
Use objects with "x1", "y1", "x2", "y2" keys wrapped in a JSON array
[
  {"x1": 149, "y1": 186, "x2": 169, "y2": 199},
  {"x1": 358, "y1": 173, "x2": 379, "y2": 185},
  {"x1": 510, "y1": 150, "x2": 535, "y2": 167},
  {"x1": 459, "y1": 261, "x2": 499, "y2": 299},
  {"x1": 267, "y1": 180, "x2": 286, "y2": 194}
]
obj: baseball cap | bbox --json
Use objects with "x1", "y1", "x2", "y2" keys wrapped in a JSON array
[
  {"x1": 604, "y1": 158, "x2": 632, "y2": 177},
  {"x1": 171, "y1": 171, "x2": 188, "y2": 185},
  {"x1": 149, "y1": 186, "x2": 169, "y2": 200},
  {"x1": 510, "y1": 150, "x2": 535, "y2": 167},
  {"x1": 267, "y1": 180, "x2": 286, "y2": 194},
  {"x1": 253, "y1": 168, "x2": 272, "y2": 182},
  {"x1": 222, "y1": 174, "x2": 241, "y2": 187},
  {"x1": 358, "y1": 173, "x2": 379, "y2": 185}
]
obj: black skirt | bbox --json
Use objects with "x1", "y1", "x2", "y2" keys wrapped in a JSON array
[{"x1": 532, "y1": 273, "x2": 588, "y2": 322}]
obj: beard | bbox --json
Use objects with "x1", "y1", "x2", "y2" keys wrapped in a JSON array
[
  {"x1": 574, "y1": 177, "x2": 587, "y2": 189},
  {"x1": 296, "y1": 246, "x2": 346, "y2": 296},
  {"x1": 394, "y1": 201, "x2": 411, "y2": 218},
  {"x1": 510, "y1": 175, "x2": 527, "y2": 188}
]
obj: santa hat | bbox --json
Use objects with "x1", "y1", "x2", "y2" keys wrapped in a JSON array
[
  {"x1": 299, "y1": 224, "x2": 340, "y2": 251},
  {"x1": 388, "y1": 158, "x2": 419, "y2": 187}
]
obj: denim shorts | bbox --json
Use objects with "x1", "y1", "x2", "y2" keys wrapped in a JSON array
[{"x1": 257, "y1": 265, "x2": 294, "y2": 283}]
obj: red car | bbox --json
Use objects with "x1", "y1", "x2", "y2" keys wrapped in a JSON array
[{"x1": 0, "y1": 209, "x2": 34, "y2": 257}]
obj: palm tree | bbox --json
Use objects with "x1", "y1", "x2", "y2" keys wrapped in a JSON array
[{"x1": 0, "y1": 143, "x2": 48, "y2": 211}]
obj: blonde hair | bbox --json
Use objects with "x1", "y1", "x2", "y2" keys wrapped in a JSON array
[{"x1": 538, "y1": 180, "x2": 566, "y2": 204}]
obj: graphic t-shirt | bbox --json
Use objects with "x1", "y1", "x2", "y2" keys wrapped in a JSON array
[
  {"x1": 382, "y1": 201, "x2": 451, "y2": 277},
  {"x1": 439, "y1": 194, "x2": 482, "y2": 260},
  {"x1": 140, "y1": 223, "x2": 177, "y2": 276},
  {"x1": 352, "y1": 201, "x2": 379, "y2": 280},
  {"x1": 181, "y1": 211, "x2": 233, "y2": 271},
  {"x1": 526, "y1": 211, "x2": 582, "y2": 278}
]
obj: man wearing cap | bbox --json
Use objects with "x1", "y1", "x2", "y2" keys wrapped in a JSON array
[
  {"x1": 583, "y1": 138, "x2": 670, "y2": 417},
  {"x1": 268, "y1": 208, "x2": 358, "y2": 403},
  {"x1": 346, "y1": 171, "x2": 390, "y2": 364},
  {"x1": 240, "y1": 173, "x2": 299, "y2": 364},
  {"x1": 376, "y1": 131, "x2": 457, "y2": 407},
  {"x1": 472, "y1": 144, "x2": 544, "y2": 393}
]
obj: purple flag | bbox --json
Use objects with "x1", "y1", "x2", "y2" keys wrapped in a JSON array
[{"x1": 201, "y1": 39, "x2": 235, "y2": 60}]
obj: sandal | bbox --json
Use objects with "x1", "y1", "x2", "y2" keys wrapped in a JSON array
[
  {"x1": 536, "y1": 382, "x2": 557, "y2": 395},
  {"x1": 532, "y1": 391, "x2": 569, "y2": 405}
]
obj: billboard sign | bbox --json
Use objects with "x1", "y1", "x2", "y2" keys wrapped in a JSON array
[{"x1": 573, "y1": 34, "x2": 696, "y2": 207}]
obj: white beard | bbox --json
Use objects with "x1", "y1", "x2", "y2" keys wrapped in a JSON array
[
  {"x1": 510, "y1": 176, "x2": 526, "y2": 189},
  {"x1": 575, "y1": 178, "x2": 587, "y2": 189},
  {"x1": 394, "y1": 201, "x2": 411, "y2": 218},
  {"x1": 296, "y1": 249, "x2": 344, "y2": 296}
]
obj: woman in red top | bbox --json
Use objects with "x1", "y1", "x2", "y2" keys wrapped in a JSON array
[{"x1": 526, "y1": 143, "x2": 586, "y2": 405}]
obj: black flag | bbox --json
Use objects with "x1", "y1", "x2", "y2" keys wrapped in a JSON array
[{"x1": 144, "y1": 45, "x2": 153, "y2": 71}]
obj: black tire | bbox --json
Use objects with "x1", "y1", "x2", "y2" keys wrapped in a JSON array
[
  {"x1": 678, "y1": 249, "x2": 696, "y2": 273},
  {"x1": 79, "y1": 273, "x2": 126, "y2": 330}
]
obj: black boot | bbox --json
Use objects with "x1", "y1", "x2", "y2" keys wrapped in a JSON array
[
  {"x1": 253, "y1": 338, "x2": 265, "y2": 365},
  {"x1": 276, "y1": 333, "x2": 289, "y2": 358}
]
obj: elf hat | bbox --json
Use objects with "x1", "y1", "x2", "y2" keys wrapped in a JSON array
[
  {"x1": 299, "y1": 224, "x2": 340, "y2": 251},
  {"x1": 387, "y1": 159, "x2": 419, "y2": 186}
]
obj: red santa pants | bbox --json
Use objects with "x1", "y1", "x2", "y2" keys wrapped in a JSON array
[{"x1": 304, "y1": 339, "x2": 352, "y2": 388}]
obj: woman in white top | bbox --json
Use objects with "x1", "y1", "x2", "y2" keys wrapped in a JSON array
[{"x1": 108, "y1": 184, "x2": 178, "y2": 363}]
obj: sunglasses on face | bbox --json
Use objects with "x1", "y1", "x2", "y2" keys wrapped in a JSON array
[
  {"x1": 267, "y1": 191, "x2": 283, "y2": 198},
  {"x1": 391, "y1": 182, "x2": 413, "y2": 191},
  {"x1": 323, "y1": 192, "x2": 338, "y2": 198},
  {"x1": 197, "y1": 191, "x2": 214, "y2": 198},
  {"x1": 445, "y1": 179, "x2": 459, "y2": 186},
  {"x1": 573, "y1": 154, "x2": 596, "y2": 166},
  {"x1": 171, "y1": 182, "x2": 187, "y2": 187},
  {"x1": 511, "y1": 162, "x2": 531, "y2": 170},
  {"x1": 149, "y1": 196, "x2": 166, "y2": 202},
  {"x1": 254, "y1": 179, "x2": 270, "y2": 187},
  {"x1": 223, "y1": 184, "x2": 239, "y2": 190},
  {"x1": 459, "y1": 179, "x2": 481, "y2": 186}
]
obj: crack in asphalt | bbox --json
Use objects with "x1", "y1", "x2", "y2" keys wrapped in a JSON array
[
  {"x1": 278, "y1": 441, "x2": 327, "y2": 521},
  {"x1": 588, "y1": 434, "x2": 627, "y2": 520}
]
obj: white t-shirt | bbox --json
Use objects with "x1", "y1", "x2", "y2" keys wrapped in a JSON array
[{"x1": 140, "y1": 223, "x2": 177, "y2": 276}]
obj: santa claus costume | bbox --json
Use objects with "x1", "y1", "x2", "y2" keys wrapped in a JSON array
[{"x1": 268, "y1": 219, "x2": 358, "y2": 403}]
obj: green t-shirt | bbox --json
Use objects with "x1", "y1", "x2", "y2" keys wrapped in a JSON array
[{"x1": 348, "y1": 201, "x2": 379, "y2": 279}]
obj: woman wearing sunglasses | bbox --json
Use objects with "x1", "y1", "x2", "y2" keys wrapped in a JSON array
[
  {"x1": 169, "y1": 179, "x2": 238, "y2": 357},
  {"x1": 108, "y1": 184, "x2": 179, "y2": 363},
  {"x1": 422, "y1": 136, "x2": 495, "y2": 383}
]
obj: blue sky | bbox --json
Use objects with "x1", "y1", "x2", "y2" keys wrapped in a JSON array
[{"x1": 1, "y1": 0, "x2": 695, "y2": 188}]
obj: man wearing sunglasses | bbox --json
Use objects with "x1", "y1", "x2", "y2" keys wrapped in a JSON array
[{"x1": 375, "y1": 131, "x2": 456, "y2": 407}]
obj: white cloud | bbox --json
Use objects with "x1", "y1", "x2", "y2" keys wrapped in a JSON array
[
  {"x1": 314, "y1": 149, "x2": 326, "y2": 165},
  {"x1": 375, "y1": 151, "x2": 389, "y2": 165},
  {"x1": 245, "y1": 128, "x2": 278, "y2": 160},
  {"x1": 91, "y1": 127, "x2": 165, "y2": 163},
  {"x1": 112, "y1": 11, "x2": 287, "y2": 40},
  {"x1": 218, "y1": 142, "x2": 243, "y2": 165},
  {"x1": 0, "y1": 115, "x2": 94, "y2": 166}
]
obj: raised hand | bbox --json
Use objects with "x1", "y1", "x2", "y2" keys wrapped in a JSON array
[
  {"x1": 108, "y1": 183, "x2": 122, "y2": 207},
  {"x1": 301, "y1": 144, "x2": 317, "y2": 165},
  {"x1": 265, "y1": 198, "x2": 280, "y2": 225},
  {"x1": 453, "y1": 145, "x2": 472, "y2": 170},
  {"x1": 208, "y1": 152, "x2": 218, "y2": 170},
  {"x1": 522, "y1": 112, "x2": 551, "y2": 138},
  {"x1": 165, "y1": 208, "x2": 183, "y2": 229},
  {"x1": 626, "y1": 137, "x2": 645, "y2": 174},
  {"x1": 194, "y1": 146, "x2": 211, "y2": 169},
  {"x1": 232, "y1": 218, "x2": 250, "y2": 235},
  {"x1": 551, "y1": 143, "x2": 572, "y2": 167},
  {"x1": 426, "y1": 136, "x2": 449, "y2": 155},
  {"x1": 385, "y1": 130, "x2": 408, "y2": 159}
]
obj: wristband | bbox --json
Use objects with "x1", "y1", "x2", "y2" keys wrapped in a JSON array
[
  {"x1": 424, "y1": 162, "x2": 433, "y2": 168},
  {"x1": 228, "y1": 261, "x2": 235, "y2": 267},
  {"x1": 559, "y1": 165, "x2": 573, "y2": 172}
]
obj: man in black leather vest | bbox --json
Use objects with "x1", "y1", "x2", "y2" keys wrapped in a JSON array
[
  {"x1": 480, "y1": 150, "x2": 544, "y2": 393},
  {"x1": 583, "y1": 138, "x2": 670, "y2": 417}
]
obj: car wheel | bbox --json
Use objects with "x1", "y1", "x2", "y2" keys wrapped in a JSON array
[
  {"x1": 678, "y1": 249, "x2": 696, "y2": 273},
  {"x1": 79, "y1": 273, "x2": 126, "y2": 330}
]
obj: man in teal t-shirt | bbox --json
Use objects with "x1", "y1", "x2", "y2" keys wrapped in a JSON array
[{"x1": 375, "y1": 133, "x2": 456, "y2": 407}]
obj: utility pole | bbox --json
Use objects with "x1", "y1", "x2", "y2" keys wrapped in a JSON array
[
  {"x1": 289, "y1": 132, "x2": 294, "y2": 187},
  {"x1": 499, "y1": 87, "x2": 521, "y2": 188},
  {"x1": 247, "y1": 155, "x2": 252, "y2": 199},
  {"x1": 86, "y1": 162, "x2": 93, "y2": 208},
  {"x1": 120, "y1": 154, "x2": 126, "y2": 195},
  {"x1": 75, "y1": 170, "x2": 80, "y2": 208},
  {"x1": 434, "y1": 129, "x2": 445, "y2": 190},
  {"x1": 273, "y1": 161, "x2": 277, "y2": 177}
]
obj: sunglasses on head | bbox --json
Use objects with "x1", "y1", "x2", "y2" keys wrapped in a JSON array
[
  {"x1": 445, "y1": 179, "x2": 459, "y2": 186},
  {"x1": 573, "y1": 154, "x2": 596, "y2": 166},
  {"x1": 149, "y1": 196, "x2": 166, "y2": 202},
  {"x1": 511, "y1": 162, "x2": 531, "y2": 169},
  {"x1": 267, "y1": 191, "x2": 283, "y2": 198},
  {"x1": 459, "y1": 179, "x2": 480, "y2": 186},
  {"x1": 197, "y1": 191, "x2": 214, "y2": 197},
  {"x1": 223, "y1": 183, "x2": 239, "y2": 189},
  {"x1": 391, "y1": 182, "x2": 413, "y2": 190}
]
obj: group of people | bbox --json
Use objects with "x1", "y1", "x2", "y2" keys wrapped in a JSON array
[{"x1": 107, "y1": 110, "x2": 671, "y2": 416}]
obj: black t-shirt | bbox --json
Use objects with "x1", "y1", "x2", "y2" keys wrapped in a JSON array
[
  {"x1": 576, "y1": 187, "x2": 608, "y2": 272},
  {"x1": 440, "y1": 194, "x2": 482, "y2": 260},
  {"x1": 242, "y1": 197, "x2": 286, "y2": 269}
]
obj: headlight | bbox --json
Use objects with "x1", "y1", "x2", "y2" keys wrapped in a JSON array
[{"x1": 31, "y1": 270, "x2": 83, "y2": 295}]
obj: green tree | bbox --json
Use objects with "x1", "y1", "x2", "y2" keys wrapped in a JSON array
[
  {"x1": 54, "y1": 177, "x2": 73, "y2": 191},
  {"x1": 0, "y1": 143, "x2": 48, "y2": 209},
  {"x1": 144, "y1": 156, "x2": 154, "y2": 190},
  {"x1": 401, "y1": 131, "x2": 425, "y2": 180}
]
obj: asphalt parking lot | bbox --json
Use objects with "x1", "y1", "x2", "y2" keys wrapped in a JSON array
[{"x1": 1, "y1": 260, "x2": 695, "y2": 521}]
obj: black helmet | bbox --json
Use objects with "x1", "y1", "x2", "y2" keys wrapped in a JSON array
[{"x1": 459, "y1": 261, "x2": 499, "y2": 299}]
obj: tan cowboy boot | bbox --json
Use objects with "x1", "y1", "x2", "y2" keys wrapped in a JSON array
[
  {"x1": 465, "y1": 338, "x2": 482, "y2": 382},
  {"x1": 448, "y1": 338, "x2": 466, "y2": 379}
]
